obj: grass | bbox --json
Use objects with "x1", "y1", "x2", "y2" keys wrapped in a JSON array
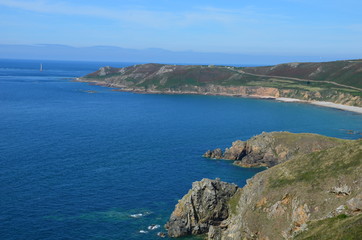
[
  {"x1": 82, "y1": 62, "x2": 362, "y2": 106},
  {"x1": 294, "y1": 214, "x2": 362, "y2": 240},
  {"x1": 228, "y1": 190, "x2": 242, "y2": 215},
  {"x1": 241, "y1": 60, "x2": 362, "y2": 89},
  {"x1": 269, "y1": 140, "x2": 361, "y2": 188}
]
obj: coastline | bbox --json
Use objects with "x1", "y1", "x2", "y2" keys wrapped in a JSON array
[
  {"x1": 76, "y1": 78, "x2": 362, "y2": 114},
  {"x1": 275, "y1": 97, "x2": 362, "y2": 114}
]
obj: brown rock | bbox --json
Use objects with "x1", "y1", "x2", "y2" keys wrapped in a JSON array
[{"x1": 165, "y1": 178, "x2": 238, "y2": 237}]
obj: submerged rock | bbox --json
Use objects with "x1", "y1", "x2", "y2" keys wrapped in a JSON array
[
  {"x1": 157, "y1": 232, "x2": 166, "y2": 238},
  {"x1": 165, "y1": 178, "x2": 238, "y2": 237}
]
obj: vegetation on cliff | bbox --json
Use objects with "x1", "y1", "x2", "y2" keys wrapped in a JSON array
[
  {"x1": 166, "y1": 135, "x2": 362, "y2": 239},
  {"x1": 203, "y1": 132, "x2": 347, "y2": 167},
  {"x1": 241, "y1": 59, "x2": 362, "y2": 89},
  {"x1": 78, "y1": 59, "x2": 362, "y2": 107}
]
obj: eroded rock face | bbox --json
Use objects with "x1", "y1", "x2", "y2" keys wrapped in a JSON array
[
  {"x1": 165, "y1": 178, "x2": 238, "y2": 237},
  {"x1": 204, "y1": 132, "x2": 346, "y2": 168},
  {"x1": 210, "y1": 140, "x2": 362, "y2": 240},
  {"x1": 170, "y1": 139, "x2": 362, "y2": 240}
]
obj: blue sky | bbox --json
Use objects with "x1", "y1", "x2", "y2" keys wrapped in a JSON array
[{"x1": 1, "y1": 0, "x2": 362, "y2": 57}]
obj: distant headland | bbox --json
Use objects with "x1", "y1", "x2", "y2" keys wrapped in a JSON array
[{"x1": 77, "y1": 59, "x2": 362, "y2": 113}]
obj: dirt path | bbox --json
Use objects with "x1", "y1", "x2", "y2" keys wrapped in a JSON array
[{"x1": 236, "y1": 70, "x2": 362, "y2": 92}]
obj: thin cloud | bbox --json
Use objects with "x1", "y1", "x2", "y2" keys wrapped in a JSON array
[
  {"x1": 0, "y1": 0, "x2": 289, "y2": 29},
  {"x1": 0, "y1": 0, "x2": 122, "y2": 19}
]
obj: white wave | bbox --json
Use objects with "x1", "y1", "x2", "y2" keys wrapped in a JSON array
[
  {"x1": 130, "y1": 213, "x2": 143, "y2": 218},
  {"x1": 148, "y1": 224, "x2": 161, "y2": 230}
]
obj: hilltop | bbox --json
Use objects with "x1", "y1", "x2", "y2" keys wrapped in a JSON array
[{"x1": 78, "y1": 59, "x2": 362, "y2": 108}]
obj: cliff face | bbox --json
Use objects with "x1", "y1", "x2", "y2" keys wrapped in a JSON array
[
  {"x1": 167, "y1": 138, "x2": 362, "y2": 239},
  {"x1": 203, "y1": 132, "x2": 347, "y2": 167},
  {"x1": 218, "y1": 139, "x2": 362, "y2": 240},
  {"x1": 165, "y1": 178, "x2": 238, "y2": 237},
  {"x1": 77, "y1": 61, "x2": 362, "y2": 107}
]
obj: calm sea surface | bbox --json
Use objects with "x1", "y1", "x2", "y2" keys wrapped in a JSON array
[{"x1": 0, "y1": 59, "x2": 361, "y2": 240}]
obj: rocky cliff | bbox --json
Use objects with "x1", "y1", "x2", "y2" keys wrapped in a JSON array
[
  {"x1": 77, "y1": 60, "x2": 362, "y2": 107},
  {"x1": 203, "y1": 132, "x2": 347, "y2": 167},
  {"x1": 165, "y1": 178, "x2": 238, "y2": 237},
  {"x1": 167, "y1": 137, "x2": 362, "y2": 239}
]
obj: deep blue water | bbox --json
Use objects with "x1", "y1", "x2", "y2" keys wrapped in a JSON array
[{"x1": 0, "y1": 59, "x2": 361, "y2": 240}]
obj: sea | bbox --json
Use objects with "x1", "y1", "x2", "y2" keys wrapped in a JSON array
[{"x1": 0, "y1": 59, "x2": 361, "y2": 240}]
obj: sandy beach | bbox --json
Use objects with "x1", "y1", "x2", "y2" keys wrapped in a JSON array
[
  {"x1": 309, "y1": 101, "x2": 362, "y2": 114},
  {"x1": 275, "y1": 97, "x2": 362, "y2": 114}
]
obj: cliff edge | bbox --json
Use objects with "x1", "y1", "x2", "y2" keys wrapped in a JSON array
[
  {"x1": 203, "y1": 132, "x2": 347, "y2": 167},
  {"x1": 167, "y1": 137, "x2": 362, "y2": 239}
]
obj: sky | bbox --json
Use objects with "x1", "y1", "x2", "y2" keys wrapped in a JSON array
[{"x1": 1, "y1": 0, "x2": 362, "y2": 59}]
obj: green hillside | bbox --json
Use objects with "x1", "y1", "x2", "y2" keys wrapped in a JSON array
[{"x1": 79, "y1": 59, "x2": 362, "y2": 107}]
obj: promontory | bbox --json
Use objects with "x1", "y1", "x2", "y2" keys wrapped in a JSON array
[
  {"x1": 77, "y1": 59, "x2": 362, "y2": 111},
  {"x1": 166, "y1": 132, "x2": 362, "y2": 239}
]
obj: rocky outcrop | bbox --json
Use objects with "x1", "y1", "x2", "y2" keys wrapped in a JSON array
[
  {"x1": 203, "y1": 148, "x2": 223, "y2": 159},
  {"x1": 165, "y1": 178, "x2": 238, "y2": 237},
  {"x1": 203, "y1": 132, "x2": 347, "y2": 167},
  {"x1": 168, "y1": 138, "x2": 362, "y2": 239}
]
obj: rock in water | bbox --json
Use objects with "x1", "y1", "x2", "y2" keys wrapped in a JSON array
[
  {"x1": 203, "y1": 148, "x2": 223, "y2": 159},
  {"x1": 157, "y1": 232, "x2": 166, "y2": 238},
  {"x1": 165, "y1": 178, "x2": 238, "y2": 237}
]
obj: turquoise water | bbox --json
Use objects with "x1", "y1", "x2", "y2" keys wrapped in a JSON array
[{"x1": 0, "y1": 59, "x2": 361, "y2": 240}]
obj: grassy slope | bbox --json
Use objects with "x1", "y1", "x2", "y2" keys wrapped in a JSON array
[
  {"x1": 240, "y1": 60, "x2": 362, "y2": 89},
  {"x1": 229, "y1": 132, "x2": 349, "y2": 167},
  {"x1": 84, "y1": 62, "x2": 362, "y2": 92},
  {"x1": 295, "y1": 214, "x2": 362, "y2": 240},
  {"x1": 226, "y1": 139, "x2": 362, "y2": 239},
  {"x1": 268, "y1": 139, "x2": 361, "y2": 188}
]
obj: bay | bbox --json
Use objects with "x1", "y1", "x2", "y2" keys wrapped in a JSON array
[{"x1": 0, "y1": 59, "x2": 361, "y2": 240}]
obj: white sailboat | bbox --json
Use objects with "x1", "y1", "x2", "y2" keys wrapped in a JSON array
[{"x1": 40, "y1": 63, "x2": 43, "y2": 72}]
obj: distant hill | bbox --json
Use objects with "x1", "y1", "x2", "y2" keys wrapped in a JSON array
[
  {"x1": 242, "y1": 59, "x2": 362, "y2": 89},
  {"x1": 0, "y1": 44, "x2": 357, "y2": 65},
  {"x1": 79, "y1": 60, "x2": 362, "y2": 107}
]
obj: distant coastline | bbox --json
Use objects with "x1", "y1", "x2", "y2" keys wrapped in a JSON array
[
  {"x1": 76, "y1": 60, "x2": 362, "y2": 114},
  {"x1": 76, "y1": 78, "x2": 362, "y2": 114}
]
